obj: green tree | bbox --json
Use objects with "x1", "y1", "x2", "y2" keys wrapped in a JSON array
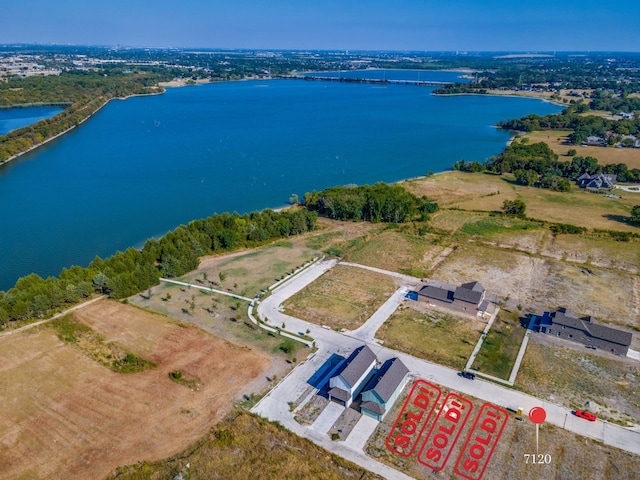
[
  {"x1": 631, "y1": 205, "x2": 640, "y2": 226},
  {"x1": 502, "y1": 199, "x2": 527, "y2": 217}
]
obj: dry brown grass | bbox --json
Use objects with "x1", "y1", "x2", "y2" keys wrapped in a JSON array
[
  {"x1": 0, "y1": 300, "x2": 269, "y2": 480},
  {"x1": 518, "y1": 340, "x2": 640, "y2": 425},
  {"x1": 283, "y1": 264, "x2": 398, "y2": 330},
  {"x1": 376, "y1": 302, "x2": 482, "y2": 369},
  {"x1": 524, "y1": 130, "x2": 640, "y2": 169},
  {"x1": 108, "y1": 410, "x2": 382, "y2": 480},
  {"x1": 431, "y1": 243, "x2": 639, "y2": 329},
  {"x1": 405, "y1": 171, "x2": 640, "y2": 232}
]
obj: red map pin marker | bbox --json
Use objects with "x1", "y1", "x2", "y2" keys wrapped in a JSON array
[{"x1": 528, "y1": 406, "x2": 546, "y2": 424}]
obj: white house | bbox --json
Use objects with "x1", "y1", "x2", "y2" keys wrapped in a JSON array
[{"x1": 328, "y1": 345, "x2": 377, "y2": 407}]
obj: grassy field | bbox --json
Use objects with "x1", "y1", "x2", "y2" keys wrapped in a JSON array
[
  {"x1": 183, "y1": 242, "x2": 319, "y2": 298},
  {"x1": 471, "y1": 309, "x2": 526, "y2": 380},
  {"x1": 524, "y1": 129, "x2": 640, "y2": 169},
  {"x1": 342, "y1": 228, "x2": 442, "y2": 278},
  {"x1": 366, "y1": 379, "x2": 640, "y2": 480},
  {"x1": 108, "y1": 410, "x2": 382, "y2": 480},
  {"x1": 517, "y1": 340, "x2": 640, "y2": 425},
  {"x1": 283, "y1": 264, "x2": 398, "y2": 330},
  {"x1": 376, "y1": 303, "x2": 482, "y2": 369},
  {"x1": 403, "y1": 171, "x2": 640, "y2": 232}
]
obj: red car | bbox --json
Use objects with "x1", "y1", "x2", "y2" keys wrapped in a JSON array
[{"x1": 574, "y1": 410, "x2": 597, "y2": 422}]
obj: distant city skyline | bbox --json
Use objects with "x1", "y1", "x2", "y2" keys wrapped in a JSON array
[{"x1": 3, "y1": 0, "x2": 639, "y2": 52}]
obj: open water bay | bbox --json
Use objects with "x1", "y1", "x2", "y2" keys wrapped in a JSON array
[{"x1": 0, "y1": 78, "x2": 561, "y2": 290}]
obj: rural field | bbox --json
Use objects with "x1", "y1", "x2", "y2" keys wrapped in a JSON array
[
  {"x1": 376, "y1": 301, "x2": 483, "y2": 369},
  {"x1": 283, "y1": 264, "x2": 398, "y2": 330},
  {"x1": 366, "y1": 379, "x2": 640, "y2": 480},
  {"x1": 0, "y1": 300, "x2": 268, "y2": 480},
  {"x1": 524, "y1": 129, "x2": 640, "y2": 169},
  {"x1": 404, "y1": 171, "x2": 640, "y2": 232}
]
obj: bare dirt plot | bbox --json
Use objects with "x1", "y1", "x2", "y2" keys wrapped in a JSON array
[
  {"x1": 283, "y1": 264, "x2": 398, "y2": 330},
  {"x1": 342, "y1": 229, "x2": 442, "y2": 278},
  {"x1": 186, "y1": 242, "x2": 318, "y2": 298},
  {"x1": 0, "y1": 300, "x2": 269, "y2": 480},
  {"x1": 366, "y1": 380, "x2": 640, "y2": 480},
  {"x1": 518, "y1": 340, "x2": 640, "y2": 425},
  {"x1": 431, "y1": 244, "x2": 640, "y2": 329},
  {"x1": 376, "y1": 302, "x2": 483, "y2": 369}
]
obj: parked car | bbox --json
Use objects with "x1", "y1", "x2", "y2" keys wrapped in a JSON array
[
  {"x1": 457, "y1": 371, "x2": 475, "y2": 380},
  {"x1": 573, "y1": 410, "x2": 597, "y2": 421}
]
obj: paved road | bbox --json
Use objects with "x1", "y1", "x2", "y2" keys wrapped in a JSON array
[
  {"x1": 252, "y1": 258, "x2": 640, "y2": 480},
  {"x1": 347, "y1": 286, "x2": 407, "y2": 342},
  {"x1": 160, "y1": 278, "x2": 253, "y2": 302}
]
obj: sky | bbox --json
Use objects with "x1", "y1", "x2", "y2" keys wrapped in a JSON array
[{"x1": 2, "y1": 0, "x2": 639, "y2": 52}]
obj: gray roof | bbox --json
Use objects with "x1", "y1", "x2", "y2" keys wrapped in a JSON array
[
  {"x1": 454, "y1": 281, "x2": 485, "y2": 305},
  {"x1": 328, "y1": 386, "x2": 350, "y2": 402},
  {"x1": 362, "y1": 358, "x2": 409, "y2": 403},
  {"x1": 336, "y1": 345, "x2": 377, "y2": 388},
  {"x1": 577, "y1": 173, "x2": 617, "y2": 189},
  {"x1": 552, "y1": 309, "x2": 632, "y2": 346},
  {"x1": 418, "y1": 285, "x2": 454, "y2": 303},
  {"x1": 361, "y1": 401, "x2": 385, "y2": 415}
]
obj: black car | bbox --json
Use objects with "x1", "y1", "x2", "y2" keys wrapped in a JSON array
[{"x1": 457, "y1": 371, "x2": 475, "y2": 380}]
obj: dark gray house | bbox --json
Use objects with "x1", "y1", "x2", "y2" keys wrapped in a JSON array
[
  {"x1": 546, "y1": 308, "x2": 632, "y2": 355},
  {"x1": 576, "y1": 173, "x2": 617, "y2": 190},
  {"x1": 417, "y1": 280, "x2": 486, "y2": 314}
]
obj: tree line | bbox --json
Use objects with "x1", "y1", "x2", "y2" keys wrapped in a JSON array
[
  {"x1": 304, "y1": 183, "x2": 438, "y2": 223},
  {"x1": 0, "y1": 69, "x2": 170, "y2": 162},
  {"x1": 0, "y1": 208, "x2": 317, "y2": 326}
]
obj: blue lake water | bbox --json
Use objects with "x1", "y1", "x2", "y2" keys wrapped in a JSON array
[
  {"x1": 0, "y1": 106, "x2": 64, "y2": 135},
  {"x1": 0, "y1": 79, "x2": 562, "y2": 290}
]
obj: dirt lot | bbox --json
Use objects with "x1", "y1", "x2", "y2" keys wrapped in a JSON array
[
  {"x1": 431, "y1": 243, "x2": 640, "y2": 329},
  {"x1": 366, "y1": 379, "x2": 640, "y2": 480},
  {"x1": 0, "y1": 300, "x2": 269, "y2": 480}
]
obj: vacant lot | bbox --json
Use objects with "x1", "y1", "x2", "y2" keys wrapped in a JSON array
[
  {"x1": 431, "y1": 243, "x2": 640, "y2": 329},
  {"x1": 342, "y1": 229, "x2": 443, "y2": 278},
  {"x1": 0, "y1": 300, "x2": 268, "y2": 480},
  {"x1": 108, "y1": 410, "x2": 382, "y2": 480},
  {"x1": 472, "y1": 309, "x2": 526, "y2": 379},
  {"x1": 131, "y1": 281, "x2": 303, "y2": 367},
  {"x1": 376, "y1": 302, "x2": 482, "y2": 369},
  {"x1": 184, "y1": 242, "x2": 319, "y2": 298},
  {"x1": 283, "y1": 264, "x2": 398, "y2": 330},
  {"x1": 366, "y1": 380, "x2": 640, "y2": 480},
  {"x1": 518, "y1": 340, "x2": 640, "y2": 425},
  {"x1": 524, "y1": 129, "x2": 640, "y2": 169},
  {"x1": 404, "y1": 172, "x2": 640, "y2": 232}
]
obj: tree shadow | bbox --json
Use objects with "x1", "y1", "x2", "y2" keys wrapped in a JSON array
[{"x1": 602, "y1": 214, "x2": 631, "y2": 225}]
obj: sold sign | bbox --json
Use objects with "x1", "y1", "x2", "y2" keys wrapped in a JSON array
[
  {"x1": 417, "y1": 393, "x2": 473, "y2": 471},
  {"x1": 454, "y1": 404, "x2": 508, "y2": 480},
  {"x1": 385, "y1": 379, "x2": 441, "y2": 457}
]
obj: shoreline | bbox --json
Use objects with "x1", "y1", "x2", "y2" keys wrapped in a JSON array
[
  {"x1": 432, "y1": 90, "x2": 566, "y2": 107},
  {"x1": 0, "y1": 88, "x2": 165, "y2": 168}
]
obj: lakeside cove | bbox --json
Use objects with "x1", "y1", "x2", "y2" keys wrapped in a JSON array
[{"x1": 0, "y1": 76, "x2": 563, "y2": 290}]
